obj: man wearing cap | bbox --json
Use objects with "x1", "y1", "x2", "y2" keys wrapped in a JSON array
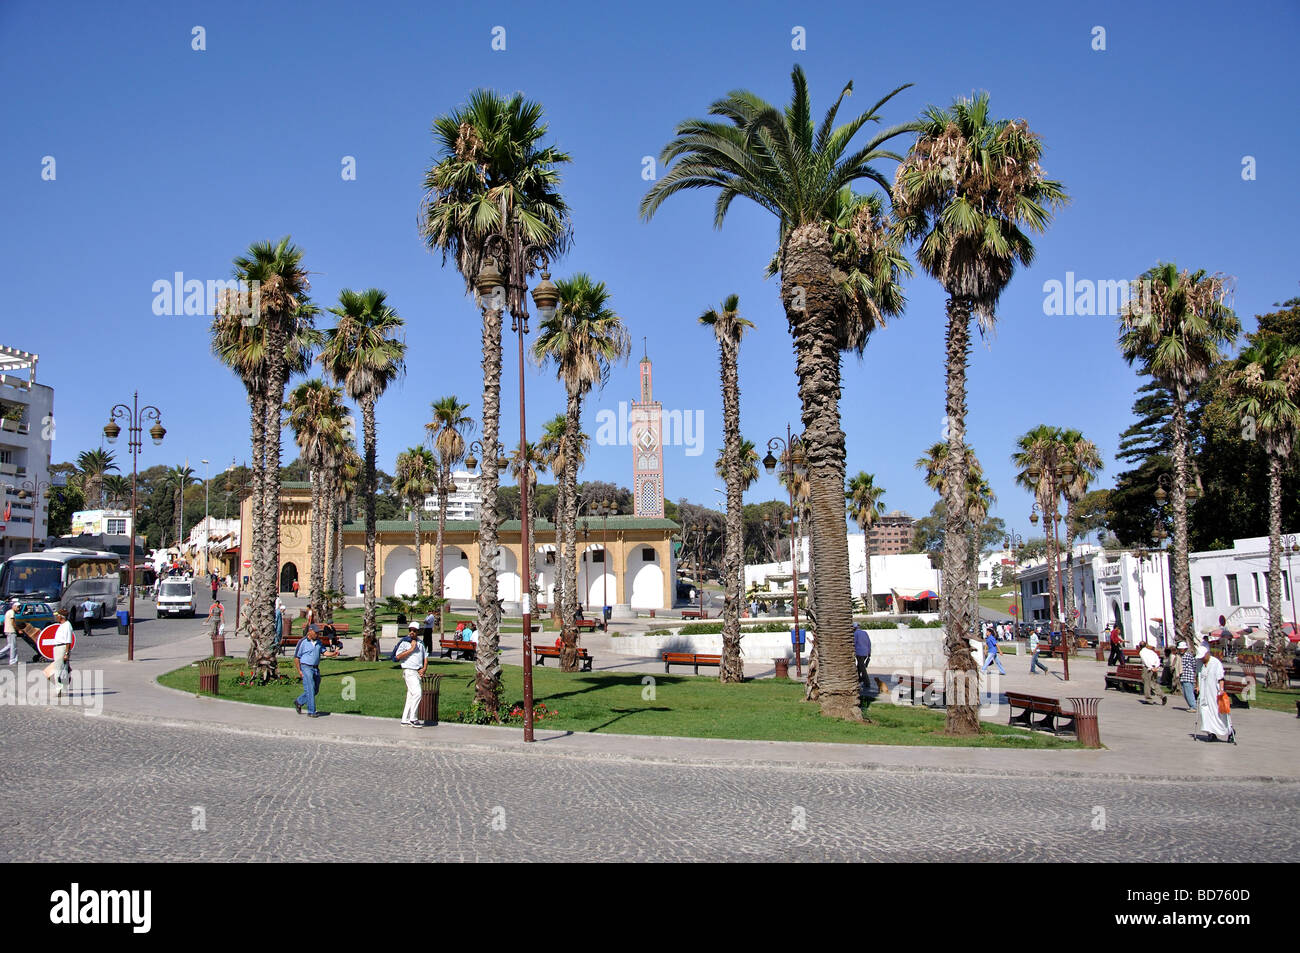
[
  {"x1": 1195, "y1": 644, "x2": 1234, "y2": 742},
  {"x1": 1138, "y1": 639, "x2": 1166, "y2": 705},
  {"x1": 1176, "y1": 641, "x2": 1197, "y2": 710},
  {"x1": 292, "y1": 623, "x2": 339, "y2": 718},
  {"x1": 396, "y1": 621, "x2": 429, "y2": 727},
  {"x1": 1, "y1": 598, "x2": 20, "y2": 665},
  {"x1": 49, "y1": 607, "x2": 75, "y2": 697}
]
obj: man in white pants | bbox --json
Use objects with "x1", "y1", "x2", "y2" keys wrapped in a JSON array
[
  {"x1": 50, "y1": 607, "x2": 75, "y2": 697},
  {"x1": 396, "y1": 620, "x2": 429, "y2": 727},
  {"x1": 2, "y1": 598, "x2": 21, "y2": 665}
]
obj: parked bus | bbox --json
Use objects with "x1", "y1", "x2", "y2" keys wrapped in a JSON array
[{"x1": 0, "y1": 547, "x2": 120, "y2": 623}]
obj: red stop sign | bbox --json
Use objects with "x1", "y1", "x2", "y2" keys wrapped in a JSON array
[{"x1": 36, "y1": 623, "x2": 75, "y2": 661}]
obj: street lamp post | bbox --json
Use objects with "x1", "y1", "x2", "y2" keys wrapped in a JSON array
[
  {"x1": 582, "y1": 523, "x2": 590, "y2": 612},
  {"x1": 1004, "y1": 531, "x2": 1024, "y2": 641},
  {"x1": 592, "y1": 501, "x2": 616, "y2": 630},
  {"x1": 763, "y1": 425, "x2": 804, "y2": 678},
  {"x1": 1284, "y1": 534, "x2": 1299, "y2": 637},
  {"x1": 1152, "y1": 524, "x2": 1169, "y2": 647},
  {"x1": 18, "y1": 477, "x2": 54, "y2": 553},
  {"x1": 103, "y1": 393, "x2": 165, "y2": 661}
]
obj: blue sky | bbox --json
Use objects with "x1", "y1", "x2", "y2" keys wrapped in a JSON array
[{"x1": 2, "y1": 0, "x2": 1297, "y2": 534}]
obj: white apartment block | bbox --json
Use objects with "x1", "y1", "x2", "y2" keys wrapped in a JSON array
[
  {"x1": 1187, "y1": 534, "x2": 1300, "y2": 636},
  {"x1": 422, "y1": 469, "x2": 482, "y2": 521},
  {"x1": 0, "y1": 346, "x2": 55, "y2": 559}
]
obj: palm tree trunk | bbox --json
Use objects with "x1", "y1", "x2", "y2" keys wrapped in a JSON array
[
  {"x1": 245, "y1": 389, "x2": 267, "y2": 665},
  {"x1": 941, "y1": 296, "x2": 978, "y2": 735},
  {"x1": 559, "y1": 391, "x2": 582, "y2": 671},
  {"x1": 1266, "y1": 453, "x2": 1288, "y2": 688},
  {"x1": 1169, "y1": 386, "x2": 1194, "y2": 647},
  {"x1": 361, "y1": 396, "x2": 379, "y2": 661},
  {"x1": 553, "y1": 473, "x2": 567, "y2": 616},
  {"x1": 413, "y1": 503, "x2": 424, "y2": 598},
  {"x1": 258, "y1": 336, "x2": 288, "y2": 681},
  {"x1": 719, "y1": 336, "x2": 744, "y2": 683},
  {"x1": 309, "y1": 466, "x2": 325, "y2": 620},
  {"x1": 475, "y1": 304, "x2": 504, "y2": 712},
  {"x1": 324, "y1": 472, "x2": 337, "y2": 620},
  {"x1": 864, "y1": 538, "x2": 873, "y2": 614},
  {"x1": 1064, "y1": 500, "x2": 1078, "y2": 651},
  {"x1": 781, "y1": 223, "x2": 858, "y2": 721},
  {"x1": 435, "y1": 469, "x2": 448, "y2": 631}
]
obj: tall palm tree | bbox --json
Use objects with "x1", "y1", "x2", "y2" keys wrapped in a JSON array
[
  {"x1": 642, "y1": 65, "x2": 914, "y2": 720},
  {"x1": 425, "y1": 396, "x2": 474, "y2": 627},
  {"x1": 845, "y1": 472, "x2": 885, "y2": 614},
  {"x1": 320, "y1": 415, "x2": 354, "y2": 618},
  {"x1": 320, "y1": 288, "x2": 406, "y2": 661},
  {"x1": 509, "y1": 440, "x2": 546, "y2": 613},
  {"x1": 700, "y1": 294, "x2": 755, "y2": 682},
  {"x1": 1012, "y1": 425, "x2": 1067, "y2": 637},
  {"x1": 537, "y1": 412, "x2": 570, "y2": 609},
  {"x1": 1119, "y1": 263, "x2": 1239, "y2": 647},
  {"x1": 219, "y1": 238, "x2": 314, "y2": 668},
  {"x1": 533, "y1": 273, "x2": 630, "y2": 671},
  {"x1": 421, "y1": 88, "x2": 571, "y2": 713},
  {"x1": 1059, "y1": 429, "x2": 1103, "y2": 642},
  {"x1": 894, "y1": 94, "x2": 1067, "y2": 734},
  {"x1": 286, "y1": 379, "x2": 347, "y2": 618},
  {"x1": 1227, "y1": 335, "x2": 1300, "y2": 687},
  {"x1": 329, "y1": 442, "x2": 362, "y2": 600},
  {"x1": 394, "y1": 446, "x2": 437, "y2": 597},
  {"x1": 76, "y1": 449, "x2": 118, "y2": 507}
]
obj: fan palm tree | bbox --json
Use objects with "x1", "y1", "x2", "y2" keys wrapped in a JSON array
[
  {"x1": 966, "y1": 469, "x2": 996, "y2": 632},
  {"x1": 537, "y1": 413, "x2": 569, "y2": 609},
  {"x1": 329, "y1": 442, "x2": 362, "y2": 600},
  {"x1": 425, "y1": 396, "x2": 474, "y2": 628},
  {"x1": 1059, "y1": 429, "x2": 1103, "y2": 642},
  {"x1": 217, "y1": 238, "x2": 315, "y2": 667},
  {"x1": 700, "y1": 294, "x2": 755, "y2": 682},
  {"x1": 76, "y1": 449, "x2": 118, "y2": 507},
  {"x1": 420, "y1": 88, "x2": 571, "y2": 713},
  {"x1": 101, "y1": 474, "x2": 131, "y2": 511},
  {"x1": 1119, "y1": 263, "x2": 1239, "y2": 647},
  {"x1": 1226, "y1": 335, "x2": 1300, "y2": 687},
  {"x1": 845, "y1": 472, "x2": 885, "y2": 614},
  {"x1": 642, "y1": 65, "x2": 915, "y2": 720},
  {"x1": 320, "y1": 416, "x2": 355, "y2": 617},
  {"x1": 394, "y1": 446, "x2": 437, "y2": 598},
  {"x1": 163, "y1": 465, "x2": 197, "y2": 556},
  {"x1": 286, "y1": 379, "x2": 347, "y2": 617},
  {"x1": 320, "y1": 288, "x2": 406, "y2": 661},
  {"x1": 1012, "y1": 425, "x2": 1067, "y2": 635},
  {"x1": 509, "y1": 441, "x2": 546, "y2": 613},
  {"x1": 894, "y1": 94, "x2": 1067, "y2": 733},
  {"x1": 533, "y1": 273, "x2": 630, "y2": 671}
]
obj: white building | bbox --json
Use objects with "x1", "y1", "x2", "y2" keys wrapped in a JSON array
[
  {"x1": 1016, "y1": 544, "x2": 1175, "y2": 648},
  {"x1": 744, "y1": 532, "x2": 942, "y2": 615},
  {"x1": 978, "y1": 550, "x2": 1014, "y2": 589},
  {"x1": 0, "y1": 346, "x2": 55, "y2": 559},
  {"x1": 422, "y1": 469, "x2": 481, "y2": 521},
  {"x1": 71, "y1": 509, "x2": 133, "y2": 537},
  {"x1": 180, "y1": 516, "x2": 242, "y2": 577},
  {"x1": 1187, "y1": 533, "x2": 1300, "y2": 637}
]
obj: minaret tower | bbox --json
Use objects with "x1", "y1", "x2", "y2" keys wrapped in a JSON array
[{"x1": 631, "y1": 341, "x2": 664, "y2": 518}]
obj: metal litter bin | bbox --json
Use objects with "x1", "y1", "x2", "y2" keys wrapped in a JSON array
[
  {"x1": 418, "y1": 673, "x2": 442, "y2": 724},
  {"x1": 198, "y1": 657, "x2": 221, "y2": 695},
  {"x1": 1068, "y1": 696, "x2": 1102, "y2": 748}
]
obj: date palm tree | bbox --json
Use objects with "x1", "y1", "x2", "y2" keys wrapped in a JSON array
[
  {"x1": 76, "y1": 449, "x2": 118, "y2": 507},
  {"x1": 1119, "y1": 263, "x2": 1239, "y2": 648},
  {"x1": 700, "y1": 294, "x2": 755, "y2": 682},
  {"x1": 286, "y1": 379, "x2": 347, "y2": 618},
  {"x1": 642, "y1": 65, "x2": 915, "y2": 720},
  {"x1": 321, "y1": 417, "x2": 355, "y2": 618},
  {"x1": 1226, "y1": 335, "x2": 1300, "y2": 687},
  {"x1": 1059, "y1": 429, "x2": 1103, "y2": 642},
  {"x1": 320, "y1": 288, "x2": 406, "y2": 661},
  {"x1": 1012, "y1": 425, "x2": 1067, "y2": 634},
  {"x1": 421, "y1": 88, "x2": 571, "y2": 713},
  {"x1": 394, "y1": 446, "x2": 437, "y2": 597},
  {"x1": 533, "y1": 273, "x2": 630, "y2": 671},
  {"x1": 425, "y1": 396, "x2": 474, "y2": 628},
  {"x1": 846, "y1": 472, "x2": 885, "y2": 614},
  {"x1": 894, "y1": 94, "x2": 1067, "y2": 733},
  {"x1": 537, "y1": 413, "x2": 569, "y2": 610}
]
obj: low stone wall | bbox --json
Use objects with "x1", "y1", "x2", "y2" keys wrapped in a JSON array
[{"x1": 612, "y1": 626, "x2": 947, "y2": 671}]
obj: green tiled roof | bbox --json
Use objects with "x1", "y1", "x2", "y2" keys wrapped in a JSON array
[{"x1": 341, "y1": 515, "x2": 680, "y2": 534}]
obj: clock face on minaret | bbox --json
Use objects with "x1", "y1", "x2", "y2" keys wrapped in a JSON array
[{"x1": 632, "y1": 353, "x2": 664, "y2": 518}]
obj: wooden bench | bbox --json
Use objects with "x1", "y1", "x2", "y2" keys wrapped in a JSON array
[
  {"x1": 533, "y1": 645, "x2": 594, "y2": 672},
  {"x1": 894, "y1": 673, "x2": 946, "y2": 708},
  {"x1": 1006, "y1": 692, "x2": 1076, "y2": 735},
  {"x1": 574, "y1": 618, "x2": 599, "y2": 632},
  {"x1": 1104, "y1": 663, "x2": 1145, "y2": 692},
  {"x1": 438, "y1": 639, "x2": 477, "y2": 660},
  {"x1": 277, "y1": 620, "x2": 341, "y2": 655},
  {"x1": 680, "y1": 609, "x2": 709, "y2": 620},
  {"x1": 663, "y1": 651, "x2": 721, "y2": 674}
]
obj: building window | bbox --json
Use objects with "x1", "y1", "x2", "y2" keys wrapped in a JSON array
[
  {"x1": 1201, "y1": 576, "x2": 1213, "y2": 607},
  {"x1": 1227, "y1": 574, "x2": 1239, "y2": 606},
  {"x1": 592, "y1": 550, "x2": 604, "y2": 564},
  {"x1": 107, "y1": 518, "x2": 126, "y2": 535},
  {"x1": 1285, "y1": 572, "x2": 1292, "y2": 602},
  {"x1": 1252, "y1": 573, "x2": 1261, "y2": 602},
  {"x1": 642, "y1": 547, "x2": 655, "y2": 562}
]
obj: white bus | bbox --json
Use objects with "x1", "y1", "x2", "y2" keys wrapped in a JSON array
[{"x1": 0, "y1": 547, "x2": 120, "y2": 623}]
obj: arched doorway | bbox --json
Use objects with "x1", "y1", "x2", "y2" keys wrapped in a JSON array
[
  {"x1": 342, "y1": 547, "x2": 364, "y2": 597},
  {"x1": 441, "y1": 546, "x2": 472, "y2": 601},
  {"x1": 280, "y1": 562, "x2": 298, "y2": 593},
  {"x1": 582, "y1": 544, "x2": 614, "y2": 610},
  {"x1": 383, "y1": 546, "x2": 418, "y2": 597},
  {"x1": 626, "y1": 545, "x2": 664, "y2": 609}
]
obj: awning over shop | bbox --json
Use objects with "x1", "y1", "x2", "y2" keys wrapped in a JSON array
[{"x1": 893, "y1": 587, "x2": 940, "y2": 602}]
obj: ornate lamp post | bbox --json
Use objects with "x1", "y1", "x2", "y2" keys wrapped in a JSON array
[
  {"x1": 103, "y1": 393, "x2": 165, "y2": 661},
  {"x1": 763, "y1": 426, "x2": 805, "y2": 678},
  {"x1": 591, "y1": 501, "x2": 616, "y2": 629},
  {"x1": 1284, "y1": 533, "x2": 1299, "y2": 637},
  {"x1": 17, "y1": 476, "x2": 56, "y2": 553},
  {"x1": 1004, "y1": 531, "x2": 1024, "y2": 641},
  {"x1": 582, "y1": 523, "x2": 591, "y2": 613},
  {"x1": 1152, "y1": 523, "x2": 1170, "y2": 647}
]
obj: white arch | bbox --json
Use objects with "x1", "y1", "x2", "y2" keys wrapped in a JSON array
[
  {"x1": 383, "y1": 546, "x2": 418, "y2": 597},
  {"x1": 626, "y1": 545, "x2": 664, "y2": 609},
  {"x1": 493, "y1": 546, "x2": 520, "y2": 602},
  {"x1": 342, "y1": 547, "x2": 364, "y2": 597},
  {"x1": 578, "y1": 544, "x2": 613, "y2": 610},
  {"x1": 441, "y1": 546, "x2": 472, "y2": 601}
]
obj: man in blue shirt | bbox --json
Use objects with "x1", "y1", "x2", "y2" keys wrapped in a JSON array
[
  {"x1": 982, "y1": 627, "x2": 1006, "y2": 675},
  {"x1": 293, "y1": 625, "x2": 339, "y2": 717},
  {"x1": 853, "y1": 624, "x2": 872, "y2": 692}
]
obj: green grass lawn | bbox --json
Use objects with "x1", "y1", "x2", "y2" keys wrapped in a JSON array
[
  {"x1": 978, "y1": 587, "x2": 1018, "y2": 616},
  {"x1": 1250, "y1": 686, "x2": 1300, "y2": 714},
  {"x1": 159, "y1": 656, "x2": 1080, "y2": 748}
]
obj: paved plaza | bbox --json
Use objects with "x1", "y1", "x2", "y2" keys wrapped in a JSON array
[{"x1": 2, "y1": 594, "x2": 1297, "y2": 862}]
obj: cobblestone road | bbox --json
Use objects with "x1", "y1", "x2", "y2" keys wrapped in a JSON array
[{"x1": 2, "y1": 706, "x2": 1294, "y2": 862}]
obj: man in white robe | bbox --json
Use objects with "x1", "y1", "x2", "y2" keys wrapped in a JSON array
[{"x1": 1196, "y1": 645, "x2": 1234, "y2": 743}]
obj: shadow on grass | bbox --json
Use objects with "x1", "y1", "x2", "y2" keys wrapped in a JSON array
[{"x1": 586, "y1": 707, "x2": 672, "y2": 732}]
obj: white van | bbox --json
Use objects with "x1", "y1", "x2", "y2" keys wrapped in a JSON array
[{"x1": 156, "y1": 577, "x2": 196, "y2": 618}]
